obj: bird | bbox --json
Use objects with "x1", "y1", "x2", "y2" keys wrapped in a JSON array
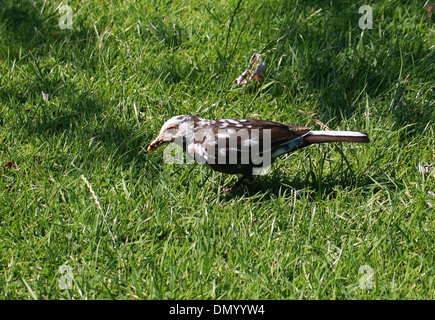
[{"x1": 147, "y1": 115, "x2": 370, "y2": 192}]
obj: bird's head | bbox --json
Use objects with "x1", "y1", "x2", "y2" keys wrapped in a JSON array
[{"x1": 147, "y1": 115, "x2": 193, "y2": 152}]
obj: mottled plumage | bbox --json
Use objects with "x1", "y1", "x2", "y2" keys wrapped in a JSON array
[{"x1": 147, "y1": 115, "x2": 370, "y2": 192}]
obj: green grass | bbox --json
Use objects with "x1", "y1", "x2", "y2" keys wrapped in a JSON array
[{"x1": 0, "y1": 0, "x2": 434, "y2": 299}]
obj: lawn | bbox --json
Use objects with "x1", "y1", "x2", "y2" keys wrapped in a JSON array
[{"x1": 0, "y1": 0, "x2": 434, "y2": 299}]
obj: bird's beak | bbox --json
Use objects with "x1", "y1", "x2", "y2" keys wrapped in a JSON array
[{"x1": 147, "y1": 136, "x2": 165, "y2": 152}]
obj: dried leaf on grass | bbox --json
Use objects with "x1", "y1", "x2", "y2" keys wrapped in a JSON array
[{"x1": 234, "y1": 53, "x2": 266, "y2": 87}]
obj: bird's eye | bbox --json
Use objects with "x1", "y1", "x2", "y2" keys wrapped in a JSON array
[{"x1": 167, "y1": 125, "x2": 176, "y2": 130}]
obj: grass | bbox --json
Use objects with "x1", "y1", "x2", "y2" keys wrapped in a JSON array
[{"x1": 0, "y1": 0, "x2": 434, "y2": 299}]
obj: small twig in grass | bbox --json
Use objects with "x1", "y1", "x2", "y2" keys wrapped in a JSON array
[
  {"x1": 403, "y1": 74, "x2": 410, "y2": 86},
  {"x1": 81, "y1": 174, "x2": 103, "y2": 214},
  {"x1": 298, "y1": 109, "x2": 331, "y2": 131},
  {"x1": 270, "y1": 259, "x2": 276, "y2": 277},
  {"x1": 80, "y1": 174, "x2": 115, "y2": 244}
]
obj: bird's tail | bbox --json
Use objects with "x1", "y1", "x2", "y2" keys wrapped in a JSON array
[{"x1": 304, "y1": 131, "x2": 370, "y2": 144}]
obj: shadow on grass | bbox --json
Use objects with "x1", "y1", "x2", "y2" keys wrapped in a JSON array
[
  {"x1": 225, "y1": 166, "x2": 392, "y2": 201},
  {"x1": 0, "y1": 1, "x2": 146, "y2": 164},
  {"x1": 0, "y1": 1, "x2": 46, "y2": 57},
  {"x1": 222, "y1": 163, "x2": 376, "y2": 201}
]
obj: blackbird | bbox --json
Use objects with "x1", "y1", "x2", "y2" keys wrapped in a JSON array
[{"x1": 147, "y1": 115, "x2": 370, "y2": 192}]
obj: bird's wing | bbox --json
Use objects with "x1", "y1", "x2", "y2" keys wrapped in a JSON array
[{"x1": 193, "y1": 119, "x2": 310, "y2": 164}]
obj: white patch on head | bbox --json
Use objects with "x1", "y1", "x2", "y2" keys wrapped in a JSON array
[
  {"x1": 157, "y1": 115, "x2": 191, "y2": 142},
  {"x1": 160, "y1": 116, "x2": 182, "y2": 133}
]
